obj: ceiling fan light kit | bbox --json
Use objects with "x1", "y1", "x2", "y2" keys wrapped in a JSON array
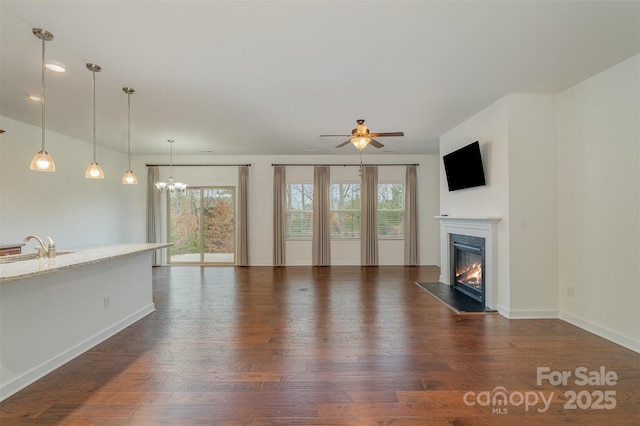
[
  {"x1": 320, "y1": 119, "x2": 404, "y2": 152},
  {"x1": 351, "y1": 136, "x2": 371, "y2": 152}
]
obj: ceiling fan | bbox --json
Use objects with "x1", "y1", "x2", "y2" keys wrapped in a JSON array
[{"x1": 320, "y1": 119, "x2": 404, "y2": 151}]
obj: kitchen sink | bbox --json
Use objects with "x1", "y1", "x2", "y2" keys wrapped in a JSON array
[{"x1": 0, "y1": 251, "x2": 74, "y2": 264}]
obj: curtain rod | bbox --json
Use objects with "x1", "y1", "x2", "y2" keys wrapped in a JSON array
[
  {"x1": 271, "y1": 163, "x2": 419, "y2": 167},
  {"x1": 146, "y1": 164, "x2": 251, "y2": 167}
]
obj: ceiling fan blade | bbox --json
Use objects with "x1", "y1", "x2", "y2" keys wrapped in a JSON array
[
  {"x1": 335, "y1": 140, "x2": 352, "y2": 148},
  {"x1": 369, "y1": 131, "x2": 404, "y2": 137},
  {"x1": 320, "y1": 134, "x2": 350, "y2": 137},
  {"x1": 369, "y1": 138, "x2": 384, "y2": 149}
]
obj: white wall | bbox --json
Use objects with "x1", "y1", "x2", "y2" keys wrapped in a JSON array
[
  {"x1": 439, "y1": 97, "x2": 512, "y2": 312},
  {"x1": 440, "y1": 94, "x2": 560, "y2": 317},
  {"x1": 507, "y1": 94, "x2": 558, "y2": 316},
  {"x1": 0, "y1": 118, "x2": 440, "y2": 266},
  {"x1": 557, "y1": 55, "x2": 639, "y2": 351},
  {"x1": 439, "y1": 55, "x2": 639, "y2": 352},
  {"x1": 0, "y1": 117, "x2": 138, "y2": 249}
]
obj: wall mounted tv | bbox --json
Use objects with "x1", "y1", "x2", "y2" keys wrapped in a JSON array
[{"x1": 443, "y1": 141, "x2": 486, "y2": 191}]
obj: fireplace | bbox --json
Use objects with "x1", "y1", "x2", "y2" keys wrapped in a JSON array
[
  {"x1": 437, "y1": 216, "x2": 499, "y2": 310},
  {"x1": 450, "y1": 234, "x2": 485, "y2": 305}
]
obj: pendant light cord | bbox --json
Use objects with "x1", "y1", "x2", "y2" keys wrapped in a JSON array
[
  {"x1": 127, "y1": 93, "x2": 132, "y2": 170},
  {"x1": 92, "y1": 68, "x2": 97, "y2": 162},
  {"x1": 41, "y1": 35, "x2": 46, "y2": 151}
]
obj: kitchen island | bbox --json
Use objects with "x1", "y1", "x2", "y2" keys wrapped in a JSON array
[{"x1": 0, "y1": 243, "x2": 170, "y2": 401}]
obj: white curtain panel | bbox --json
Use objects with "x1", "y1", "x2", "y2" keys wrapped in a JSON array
[
  {"x1": 312, "y1": 165, "x2": 331, "y2": 266},
  {"x1": 237, "y1": 165, "x2": 249, "y2": 266},
  {"x1": 146, "y1": 166, "x2": 161, "y2": 266},
  {"x1": 360, "y1": 165, "x2": 378, "y2": 266},
  {"x1": 273, "y1": 165, "x2": 286, "y2": 266},
  {"x1": 404, "y1": 165, "x2": 419, "y2": 266}
]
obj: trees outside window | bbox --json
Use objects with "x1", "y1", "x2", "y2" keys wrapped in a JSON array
[
  {"x1": 285, "y1": 182, "x2": 404, "y2": 240},
  {"x1": 286, "y1": 183, "x2": 313, "y2": 240},
  {"x1": 169, "y1": 187, "x2": 235, "y2": 264},
  {"x1": 330, "y1": 183, "x2": 361, "y2": 239},
  {"x1": 377, "y1": 183, "x2": 404, "y2": 239}
]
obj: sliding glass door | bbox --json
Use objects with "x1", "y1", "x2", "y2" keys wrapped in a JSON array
[{"x1": 168, "y1": 187, "x2": 236, "y2": 265}]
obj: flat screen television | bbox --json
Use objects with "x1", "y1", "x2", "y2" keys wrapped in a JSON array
[{"x1": 443, "y1": 141, "x2": 486, "y2": 191}]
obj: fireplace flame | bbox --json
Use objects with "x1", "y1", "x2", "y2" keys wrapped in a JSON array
[{"x1": 456, "y1": 262, "x2": 482, "y2": 288}]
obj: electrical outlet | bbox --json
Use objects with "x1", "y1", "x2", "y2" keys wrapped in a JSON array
[
  {"x1": 566, "y1": 287, "x2": 574, "y2": 298},
  {"x1": 104, "y1": 296, "x2": 110, "y2": 309}
]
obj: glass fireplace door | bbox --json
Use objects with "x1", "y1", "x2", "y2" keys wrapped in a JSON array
[{"x1": 453, "y1": 242, "x2": 484, "y2": 303}]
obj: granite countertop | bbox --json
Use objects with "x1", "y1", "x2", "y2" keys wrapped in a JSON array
[
  {"x1": 0, "y1": 242, "x2": 26, "y2": 249},
  {"x1": 0, "y1": 243, "x2": 171, "y2": 283}
]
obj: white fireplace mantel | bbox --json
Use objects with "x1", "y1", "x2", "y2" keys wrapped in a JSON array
[{"x1": 435, "y1": 216, "x2": 501, "y2": 310}]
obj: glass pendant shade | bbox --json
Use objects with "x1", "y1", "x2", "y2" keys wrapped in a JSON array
[
  {"x1": 31, "y1": 28, "x2": 55, "y2": 172},
  {"x1": 122, "y1": 169, "x2": 138, "y2": 184},
  {"x1": 85, "y1": 161, "x2": 104, "y2": 179},
  {"x1": 351, "y1": 137, "x2": 371, "y2": 151},
  {"x1": 30, "y1": 150, "x2": 55, "y2": 172}
]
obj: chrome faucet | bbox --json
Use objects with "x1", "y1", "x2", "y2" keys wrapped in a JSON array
[{"x1": 24, "y1": 235, "x2": 56, "y2": 258}]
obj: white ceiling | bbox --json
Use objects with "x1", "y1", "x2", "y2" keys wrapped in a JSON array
[{"x1": 1, "y1": 1, "x2": 638, "y2": 156}]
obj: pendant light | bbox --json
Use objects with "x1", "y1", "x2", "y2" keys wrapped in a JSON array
[
  {"x1": 122, "y1": 87, "x2": 138, "y2": 184},
  {"x1": 85, "y1": 63, "x2": 104, "y2": 179},
  {"x1": 155, "y1": 139, "x2": 187, "y2": 193},
  {"x1": 29, "y1": 28, "x2": 55, "y2": 172}
]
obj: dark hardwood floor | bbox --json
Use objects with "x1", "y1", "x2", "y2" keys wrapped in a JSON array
[{"x1": 1, "y1": 266, "x2": 638, "y2": 425}]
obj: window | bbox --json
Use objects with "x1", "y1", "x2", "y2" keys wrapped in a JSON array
[
  {"x1": 168, "y1": 187, "x2": 236, "y2": 264},
  {"x1": 285, "y1": 181, "x2": 404, "y2": 240},
  {"x1": 286, "y1": 183, "x2": 313, "y2": 240},
  {"x1": 378, "y1": 183, "x2": 404, "y2": 239},
  {"x1": 329, "y1": 182, "x2": 404, "y2": 239},
  {"x1": 330, "y1": 183, "x2": 360, "y2": 239}
]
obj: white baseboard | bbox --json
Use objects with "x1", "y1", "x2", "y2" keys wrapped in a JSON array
[
  {"x1": 494, "y1": 307, "x2": 639, "y2": 353},
  {"x1": 496, "y1": 304, "x2": 510, "y2": 317},
  {"x1": 0, "y1": 304, "x2": 155, "y2": 401},
  {"x1": 560, "y1": 311, "x2": 640, "y2": 354},
  {"x1": 499, "y1": 308, "x2": 559, "y2": 319}
]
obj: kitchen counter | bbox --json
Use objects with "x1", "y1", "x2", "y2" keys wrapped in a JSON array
[
  {"x1": 0, "y1": 243, "x2": 170, "y2": 283},
  {"x1": 1, "y1": 242, "x2": 170, "y2": 401}
]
